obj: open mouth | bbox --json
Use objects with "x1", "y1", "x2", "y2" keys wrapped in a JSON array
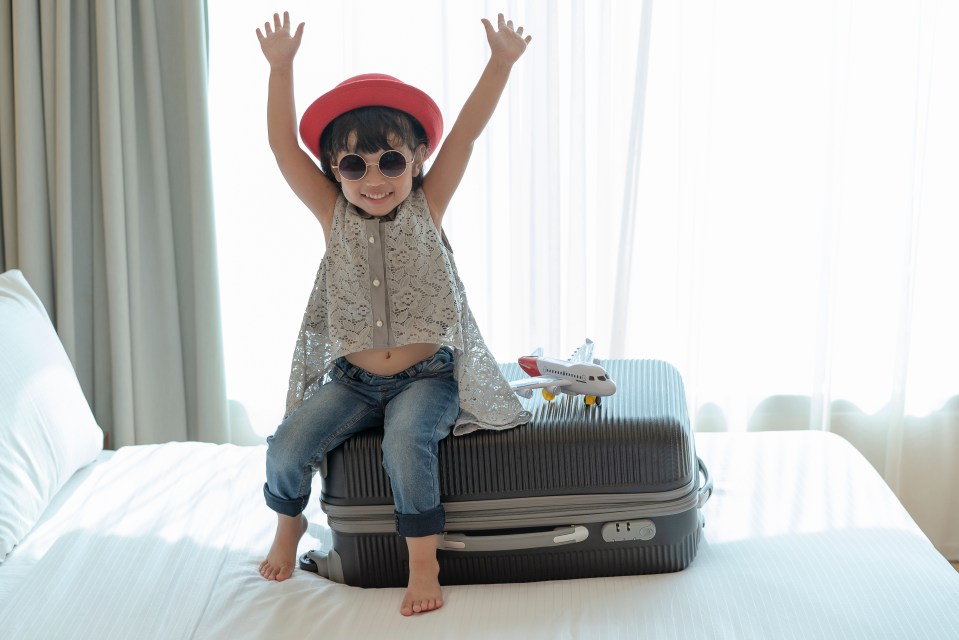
[{"x1": 362, "y1": 192, "x2": 391, "y2": 201}]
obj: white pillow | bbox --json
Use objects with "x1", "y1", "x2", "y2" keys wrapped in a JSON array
[{"x1": 0, "y1": 269, "x2": 103, "y2": 562}]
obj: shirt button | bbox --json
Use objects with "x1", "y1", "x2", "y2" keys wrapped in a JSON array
[
  {"x1": 372, "y1": 279, "x2": 381, "y2": 287},
  {"x1": 368, "y1": 236, "x2": 375, "y2": 244},
  {"x1": 375, "y1": 320, "x2": 383, "y2": 327}
]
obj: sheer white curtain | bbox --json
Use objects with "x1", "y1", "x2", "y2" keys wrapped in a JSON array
[
  {"x1": 209, "y1": 1, "x2": 958, "y2": 557},
  {"x1": 1, "y1": 0, "x2": 229, "y2": 446},
  {"x1": 633, "y1": 0, "x2": 959, "y2": 560}
]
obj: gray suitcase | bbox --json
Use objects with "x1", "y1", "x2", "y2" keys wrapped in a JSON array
[{"x1": 301, "y1": 359, "x2": 712, "y2": 587}]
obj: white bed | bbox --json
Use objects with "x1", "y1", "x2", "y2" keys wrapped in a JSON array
[
  {"x1": 0, "y1": 433, "x2": 957, "y2": 639},
  {"x1": 3, "y1": 269, "x2": 959, "y2": 639}
]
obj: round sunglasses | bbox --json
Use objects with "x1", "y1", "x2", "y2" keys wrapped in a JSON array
[{"x1": 332, "y1": 150, "x2": 414, "y2": 181}]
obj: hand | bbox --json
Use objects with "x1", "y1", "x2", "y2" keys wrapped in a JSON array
[
  {"x1": 481, "y1": 13, "x2": 532, "y2": 66},
  {"x1": 256, "y1": 11, "x2": 304, "y2": 67}
]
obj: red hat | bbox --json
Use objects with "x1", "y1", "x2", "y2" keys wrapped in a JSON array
[{"x1": 298, "y1": 73, "x2": 443, "y2": 161}]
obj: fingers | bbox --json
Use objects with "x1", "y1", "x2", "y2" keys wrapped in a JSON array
[
  {"x1": 515, "y1": 24, "x2": 532, "y2": 45},
  {"x1": 490, "y1": 13, "x2": 529, "y2": 38},
  {"x1": 480, "y1": 17, "x2": 494, "y2": 37},
  {"x1": 258, "y1": 11, "x2": 303, "y2": 42}
]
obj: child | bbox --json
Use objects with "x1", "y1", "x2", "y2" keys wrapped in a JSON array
[{"x1": 255, "y1": 11, "x2": 532, "y2": 616}]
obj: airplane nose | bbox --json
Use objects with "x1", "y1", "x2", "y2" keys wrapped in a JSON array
[{"x1": 518, "y1": 356, "x2": 541, "y2": 377}]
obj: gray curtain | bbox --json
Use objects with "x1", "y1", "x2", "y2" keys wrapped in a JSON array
[{"x1": 0, "y1": 0, "x2": 229, "y2": 446}]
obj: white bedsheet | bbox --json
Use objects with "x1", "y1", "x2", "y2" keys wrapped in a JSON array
[{"x1": 1, "y1": 432, "x2": 957, "y2": 639}]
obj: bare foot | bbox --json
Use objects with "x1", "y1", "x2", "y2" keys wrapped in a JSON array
[
  {"x1": 401, "y1": 559, "x2": 443, "y2": 616},
  {"x1": 401, "y1": 535, "x2": 443, "y2": 616},
  {"x1": 259, "y1": 513, "x2": 308, "y2": 581}
]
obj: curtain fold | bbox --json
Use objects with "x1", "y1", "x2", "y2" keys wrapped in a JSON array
[
  {"x1": 0, "y1": 0, "x2": 229, "y2": 447},
  {"x1": 610, "y1": 0, "x2": 654, "y2": 356}
]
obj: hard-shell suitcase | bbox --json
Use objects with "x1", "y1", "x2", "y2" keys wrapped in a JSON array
[{"x1": 300, "y1": 359, "x2": 712, "y2": 587}]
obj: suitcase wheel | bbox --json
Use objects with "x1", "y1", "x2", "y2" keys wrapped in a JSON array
[{"x1": 299, "y1": 552, "x2": 319, "y2": 573}]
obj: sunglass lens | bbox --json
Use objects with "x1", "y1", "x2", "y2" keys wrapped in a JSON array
[
  {"x1": 337, "y1": 154, "x2": 366, "y2": 180},
  {"x1": 379, "y1": 150, "x2": 409, "y2": 178}
]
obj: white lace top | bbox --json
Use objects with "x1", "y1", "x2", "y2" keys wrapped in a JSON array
[{"x1": 284, "y1": 188, "x2": 531, "y2": 435}]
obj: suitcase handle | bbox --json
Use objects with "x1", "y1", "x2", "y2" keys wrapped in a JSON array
[
  {"x1": 437, "y1": 525, "x2": 589, "y2": 552},
  {"x1": 698, "y1": 457, "x2": 713, "y2": 508}
]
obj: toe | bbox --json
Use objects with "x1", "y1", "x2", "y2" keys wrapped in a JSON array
[{"x1": 259, "y1": 562, "x2": 273, "y2": 580}]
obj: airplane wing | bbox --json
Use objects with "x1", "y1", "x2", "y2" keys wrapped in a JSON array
[
  {"x1": 509, "y1": 376, "x2": 570, "y2": 398},
  {"x1": 568, "y1": 338, "x2": 595, "y2": 364}
]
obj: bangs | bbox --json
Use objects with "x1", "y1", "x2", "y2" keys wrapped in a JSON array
[
  {"x1": 322, "y1": 107, "x2": 426, "y2": 159},
  {"x1": 317, "y1": 106, "x2": 429, "y2": 187}
]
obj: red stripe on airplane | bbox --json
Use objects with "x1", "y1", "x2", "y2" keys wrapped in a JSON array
[{"x1": 518, "y1": 356, "x2": 541, "y2": 377}]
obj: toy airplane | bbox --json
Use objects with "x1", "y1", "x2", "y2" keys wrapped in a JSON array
[{"x1": 510, "y1": 338, "x2": 616, "y2": 405}]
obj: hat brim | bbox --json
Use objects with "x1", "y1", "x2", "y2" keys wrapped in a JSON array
[{"x1": 299, "y1": 75, "x2": 443, "y2": 162}]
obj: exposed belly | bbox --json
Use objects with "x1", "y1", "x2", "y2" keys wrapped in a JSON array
[{"x1": 345, "y1": 343, "x2": 441, "y2": 376}]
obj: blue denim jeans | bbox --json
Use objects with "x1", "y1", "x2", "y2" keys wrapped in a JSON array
[{"x1": 263, "y1": 347, "x2": 459, "y2": 537}]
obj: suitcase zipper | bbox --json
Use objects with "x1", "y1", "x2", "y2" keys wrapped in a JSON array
[{"x1": 323, "y1": 466, "x2": 708, "y2": 534}]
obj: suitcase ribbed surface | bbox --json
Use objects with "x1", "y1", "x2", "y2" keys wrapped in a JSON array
[{"x1": 323, "y1": 359, "x2": 694, "y2": 504}]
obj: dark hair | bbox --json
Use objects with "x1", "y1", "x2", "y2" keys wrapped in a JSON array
[{"x1": 317, "y1": 106, "x2": 429, "y2": 189}]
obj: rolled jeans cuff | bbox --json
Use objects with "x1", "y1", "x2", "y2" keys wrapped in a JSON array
[
  {"x1": 395, "y1": 505, "x2": 445, "y2": 538},
  {"x1": 263, "y1": 483, "x2": 309, "y2": 517}
]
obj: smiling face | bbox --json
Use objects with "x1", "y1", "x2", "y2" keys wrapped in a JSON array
[
  {"x1": 318, "y1": 106, "x2": 431, "y2": 216},
  {"x1": 332, "y1": 136, "x2": 422, "y2": 216}
]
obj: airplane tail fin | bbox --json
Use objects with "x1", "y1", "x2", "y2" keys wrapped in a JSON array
[{"x1": 569, "y1": 338, "x2": 595, "y2": 363}]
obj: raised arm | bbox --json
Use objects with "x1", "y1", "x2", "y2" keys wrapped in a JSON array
[
  {"x1": 256, "y1": 12, "x2": 338, "y2": 238},
  {"x1": 421, "y1": 14, "x2": 532, "y2": 227}
]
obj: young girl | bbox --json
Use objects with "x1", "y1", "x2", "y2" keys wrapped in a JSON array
[{"x1": 255, "y1": 11, "x2": 531, "y2": 616}]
